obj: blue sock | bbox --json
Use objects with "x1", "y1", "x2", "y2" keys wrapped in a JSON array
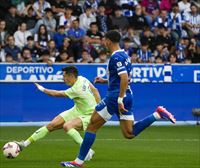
[
  {"x1": 78, "y1": 132, "x2": 96, "y2": 161},
  {"x1": 133, "y1": 114, "x2": 156, "y2": 136}
]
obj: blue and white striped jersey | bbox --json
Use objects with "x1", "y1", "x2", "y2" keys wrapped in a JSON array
[
  {"x1": 107, "y1": 49, "x2": 132, "y2": 96},
  {"x1": 120, "y1": 0, "x2": 138, "y2": 17},
  {"x1": 153, "y1": 16, "x2": 170, "y2": 28},
  {"x1": 168, "y1": 12, "x2": 183, "y2": 31},
  {"x1": 184, "y1": 12, "x2": 200, "y2": 34}
]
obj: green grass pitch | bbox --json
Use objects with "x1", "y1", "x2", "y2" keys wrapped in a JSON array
[{"x1": 0, "y1": 126, "x2": 199, "y2": 168}]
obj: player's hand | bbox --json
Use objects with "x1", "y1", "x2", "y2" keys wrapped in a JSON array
[
  {"x1": 94, "y1": 77, "x2": 104, "y2": 83},
  {"x1": 118, "y1": 103, "x2": 128, "y2": 115},
  {"x1": 34, "y1": 83, "x2": 45, "y2": 92}
]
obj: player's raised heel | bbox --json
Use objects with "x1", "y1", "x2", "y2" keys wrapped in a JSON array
[
  {"x1": 156, "y1": 106, "x2": 176, "y2": 124},
  {"x1": 60, "y1": 161, "x2": 83, "y2": 167}
]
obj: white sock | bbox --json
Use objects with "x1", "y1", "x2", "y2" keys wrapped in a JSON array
[
  {"x1": 23, "y1": 140, "x2": 31, "y2": 147},
  {"x1": 153, "y1": 112, "x2": 161, "y2": 120},
  {"x1": 75, "y1": 158, "x2": 84, "y2": 165}
]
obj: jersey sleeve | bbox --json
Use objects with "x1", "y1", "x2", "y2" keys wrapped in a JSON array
[
  {"x1": 64, "y1": 87, "x2": 76, "y2": 99},
  {"x1": 113, "y1": 56, "x2": 128, "y2": 76}
]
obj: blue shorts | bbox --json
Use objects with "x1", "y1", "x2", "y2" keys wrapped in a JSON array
[{"x1": 95, "y1": 92, "x2": 134, "y2": 121}]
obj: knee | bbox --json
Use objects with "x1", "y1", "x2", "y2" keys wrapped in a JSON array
[
  {"x1": 46, "y1": 122, "x2": 56, "y2": 132},
  {"x1": 87, "y1": 119, "x2": 97, "y2": 133},
  {"x1": 63, "y1": 123, "x2": 72, "y2": 132}
]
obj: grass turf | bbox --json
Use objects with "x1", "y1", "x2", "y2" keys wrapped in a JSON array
[{"x1": 0, "y1": 126, "x2": 199, "y2": 168}]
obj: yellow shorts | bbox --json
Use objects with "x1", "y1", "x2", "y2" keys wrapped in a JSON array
[{"x1": 59, "y1": 107, "x2": 92, "y2": 131}]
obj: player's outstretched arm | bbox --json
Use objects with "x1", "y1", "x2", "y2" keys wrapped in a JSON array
[
  {"x1": 94, "y1": 77, "x2": 108, "y2": 84},
  {"x1": 89, "y1": 83, "x2": 101, "y2": 103},
  {"x1": 34, "y1": 83, "x2": 67, "y2": 97}
]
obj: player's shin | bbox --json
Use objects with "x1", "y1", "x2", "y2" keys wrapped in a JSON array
[
  {"x1": 25, "y1": 126, "x2": 49, "y2": 146},
  {"x1": 133, "y1": 113, "x2": 159, "y2": 136},
  {"x1": 75, "y1": 132, "x2": 96, "y2": 165},
  {"x1": 67, "y1": 128, "x2": 83, "y2": 145}
]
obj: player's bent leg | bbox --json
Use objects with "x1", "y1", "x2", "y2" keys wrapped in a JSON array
[
  {"x1": 61, "y1": 111, "x2": 107, "y2": 167},
  {"x1": 87, "y1": 111, "x2": 107, "y2": 133},
  {"x1": 63, "y1": 118, "x2": 83, "y2": 132},
  {"x1": 16, "y1": 115, "x2": 65, "y2": 150},
  {"x1": 63, "y1": 118, "x2": 83, "y2": 146},
  {"x1": 46, "y1": 115, "x2": 65, "y2": 132},
  {"x1": 63, "y1": 118, "x2": 95, "y2": 162},
  {"x1": 120, "y1": 120, "x2": 135, "y2": 139}
]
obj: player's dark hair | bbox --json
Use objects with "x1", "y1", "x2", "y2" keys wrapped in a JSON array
[
  {"x1": 62, "y1": 66, "x2": 78, "y2": 78},
  {"x1": 104, "y1": 30, "x2": 121, "y2": 43}
]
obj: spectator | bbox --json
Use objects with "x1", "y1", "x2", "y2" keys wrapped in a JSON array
[
  {"x1": 14, "y1": 22, "x2": 32, "y2": 49},
  {"x1": 68, "y1": 0, "x2": 83, "y2": 17},
  {"x1": 141, "y1": 0, "x2": 160, "y2": 26},
  {"x1": 77, "y1": 49, "x2": 93, "y2": 63},
  {"x1": 130, "y1": 51, "x2": 138, "y2": 63},
  {"x1": 168, "y1": 53, "x2": 177, "y2": 64},
  {"x1": 188, "y1": 38, "x2": 200, "y2": 63},
  {"x1": 111, "y1": 6, "x2": 129, "y2": 31},
  {"x1": 84, "y1": 0, "x2": 98, "y2": 14},
  {"x1": 4, "y1": 35, "x2": 21, "y2": 62},
  {"x1": 155, "y1": 24, "x2": 173, "y2": 51},
  {"x1": 153, "y1": 9, "x2": 170, "y2": 34},
  {"x1": 59, "y1": 37, "x2": 74, "y2": 58},
  {"x1": 23, "y1": 36, "x2": 38, "y2": 62},
  {"x1": 153, "y1": 42, "x2": 169, "y2": 62},
  {"x1": 85, "y1": 22, "x2": 102, "y2": 58},
  {"x1": 0, "y1": 0, "x2": 11, "y2": 19},
  {"x1": 119, "y1": 0, "x2": 138, "y2": 24},
  {"x1": 122, "y1": 27, "x2": 141, "y2": 49},
  {"x1": 4, "y1": 5, "x2": 22, "y2": 34},
  {"x1": 33, "y1": 0, "x2": 51, "y2": 17},
  {"x1": 155, "y1": 56, "x2": 164, "y2": 63},
  {"x1": 96, "y1": 4, "x2": 111, "y2": 34},
  {"x1": 94, "y1": 50, "x2": 108, "y2": 63},
  {"x1": 37, "y1": 50, "x2": 53, "y2": 65},
  {"x1": 67, "y1": 19, "x2": 86, "y2": 61},
  {"x1": 50, "y1": 0, "x2": 67, "y2": 17},
  {"x1": 178, "y1": 0, "x2": 191, "y2": 13},
  {"x1": 79, "y1": 6, "x2": 96, "y2": 31},
  {"x1": 131, "y1": 5, "x2": 148, "y2": 34},
  {"x1": 137, "y1": 41, "x2": 153, "y2": 63},
  {"x1": 53, "y1": 25, "x2": 67, "y2": 49},
  {"x1": 160, "y1": 0, "x2": 176, "y2": 12},
  {"x1": 184, "y1": 3, "x2": 200, "y2": 38},
  {"x1": 34, "y1": 8, "x2": 57, "y2": 37},
  {"x1": 47, "y1": 39, "x2": 59, "y2": 62},
  {"x1": 0, "y1": 20, "x2": 9, "y2": 47},
  {"x1": 168, "y1": 3, "x2": 185, "y2": 41},
  {"x1": 0, "y1": 44, "x2": 6, "y2": 62},
  {"x1": 5, "y1": 53, "x2": 16, "y2": 63},
  {"x1": 15, "y1": 0, "x2": 26, "y2": 17},
  {"x1": 122, "y1": 37, "x2": 134, "y2": 57},
  {"x1": 34, "y1": 24, "x2": 51, "y2": 55},
  {"x1": 21, "y1": 48, "x2": 33, "y2": 62},
  {"x1": 175, "y1": 39, "x2": 186, "y2": 63},
  {"x1": 98, "y1": 0, "x2": 116, "y2": 15},
  {"x1": 23, "y1": 5, "x2": 41, "y2": 31},
  {"x1": 140, "y1": 27, "x2": 156, "y2": 51},
  {"x1": 55, "y1": 50, "x2": 74, "y2": 63},
  {"x1": 184, "y1": 57, "x2": 192, "y2": 64},
  {"x1": 59, "y1": 6, "x2": 76, "y2": 31}
]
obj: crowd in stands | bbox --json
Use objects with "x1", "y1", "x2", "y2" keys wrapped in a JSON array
[{"x1": 0, "y1": 0, "x2": 199, "y2": 64}]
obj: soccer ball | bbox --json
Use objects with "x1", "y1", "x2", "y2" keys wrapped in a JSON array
[{"x1": 2, "y1": 142, "x2": 20, "y2": 159}]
